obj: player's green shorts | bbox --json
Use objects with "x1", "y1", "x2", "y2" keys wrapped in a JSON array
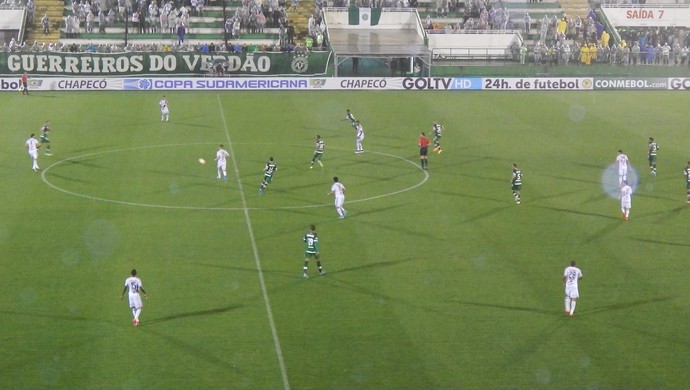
[
  {"x1": 264, "y1": 174, "x2": 273, "y2": 183},
  {"x1": 313, "y1": 152, "x2": 323, "y2": 161},
  {"x1": 305, "y1": 251, "x2": 319, "y2": 259},
  {"x1": 648, "y1": 155, "x2": 656, "y2": 164},
  {"x1": 40, "y1": 136, "x2": 49, "y2": 143},
  {"x1": 512, "y1": 184, "x2": 522, "y2": 191},
  {"x1": 686, "y1": 181, "x2": 690, "y2": 190}
]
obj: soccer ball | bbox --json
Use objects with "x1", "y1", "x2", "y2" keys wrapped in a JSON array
[{"x1": 198, "y1": 158, "x2": 206, "y2": 164}]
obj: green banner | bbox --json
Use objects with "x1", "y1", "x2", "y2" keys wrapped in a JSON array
[
  {"x1": 348, "y1": 7, "x2": 382, "y2": 26},
  {"x1": 0, "y1": 51, "x2": 331, "y2": 76}
]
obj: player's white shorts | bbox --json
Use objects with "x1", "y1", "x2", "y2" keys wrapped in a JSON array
[
  {"x1": 621, "y1": 198, "x2": 631, "y2": 209},
  {"x1": 334, "y1": 195, "x2": 345, "y2": 208},
  {"x1": 161, "y1": 107, "x2": 169, "y2": 115},
  {"x1": 565, "y1": 285, "x2": 579, "y2": 299},
  {"x1": 217, "y1": 161, "x2": 227, "y2": 170},
  {"x1": 618, "y1": 167, "x2": 627, "y2": 176},
  {"x1": 29, "y1": 150, "x2": 38, "y2": 159},
  {"x1": 128, "y1": 293, "x2": 143, "y2": 309},
  {"x1": 357, "y1": 134, "x2": 364, "y2": 142}
]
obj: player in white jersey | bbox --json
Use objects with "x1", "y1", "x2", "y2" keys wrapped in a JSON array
[
  {"x1": 120, "y1": 269, "x2": 148, "y2": 326},
  {"x1": 215, "y1": 144, "x2": 230, "y2": 181},
  {"x1": 616, "y1": 149, "x2": 629, "y2": 185},
  {"x1": 620, "y1": 180, "x2": 632, "y2": 220},
  {"x1": 159, "y1": 95, "x2": 169, "y2": 122},
  {"x1": 354, "y1": 120, "x2": 364, "y2": 154},
  {"x1": 328, "y1": 176, "x2": 347, "y2": 219},
  {"x1": 25, "y1": 133, "x2": 40, "y2": 172},
  {"x1": 563, "y1": 260, "x2": 583, "y2": 317}
]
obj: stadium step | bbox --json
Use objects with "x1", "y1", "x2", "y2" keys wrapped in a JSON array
[
  {"x1": 26, "y1": 0, "x2": 63, "y2": 42},
  {"x1": 290, "y1": 0, "x2": 315, "y2": 43},
  {"x1": 559, "y1": 0, "x2": 590, "y2": 17}
]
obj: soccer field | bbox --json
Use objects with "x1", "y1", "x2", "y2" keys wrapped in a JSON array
[{"x1": 1, "y1": 90, "x2": 689, "y2": 389}]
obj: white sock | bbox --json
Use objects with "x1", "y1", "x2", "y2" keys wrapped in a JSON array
[
  {"x1": 565, "y1": 297, "x2": 571, "y2": 311},
  {"x1": 131, "y1": 308, "x2": 136, "y2": 318},
  {"x1": 625, "y1": 210, "x2": 629, "y2": 218},
  {"x1": 134, "y1": 308, "x2": 141, "y2": 320},
  {"x1": 569, "y1": 301, "x2": 576, "y2": 315}
]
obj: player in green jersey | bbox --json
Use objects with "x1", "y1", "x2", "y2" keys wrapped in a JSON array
[
  {"x1": 310, "y1": 135, "x2": 325, "y2": 169},
  {"x1": 432, "y1": 120, "x2": 443, "y2": 154},
  {"x1": 39, "y1": 121, "x2": 51, "y2": 156},
  {"x1": 512, "y1": 163, "x2": 522, "y2": 204},
  {"x1": 684, "y1": 161, "x2": 690, "y2": 204},
  {"x1": 648, "y1": 137, "x2": 659, "y2": 176},
  {"x1": 302, "y1": 224, "x2": 324, "y2": 278},
  {"x1": 344, "y1": 109, "x2": 356, "y2": 128},
  {"x1": 259, "y1": 157, "x2": 277, "y2": 195}
]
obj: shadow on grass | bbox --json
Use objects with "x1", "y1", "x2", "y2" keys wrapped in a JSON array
[
  {"x1": 327, "y1": 257, "x2": 417, "y2": 274},
  {"x1": 64, "y1": 144, "x2": 115, "y2": 155},
  {"x1": 169, "y1": 120, "x2": 215, "y2": 129},
  {"x1": 348, "y1": 211, "x2": 437, "y2": 240},
  {"x1": 582, "y1": 221, "x2": 623, "y2": 244},
  {"x1": 635, "y1": 192, "x2": 683, "y2": 203},
  {"x1": 140, "y1": 168, "x2": 210, "y2": 180},
  {"x1": 59, "y1": 158, "x2": 105, "y2": 170},
  {"x1": 193, "y1": 262, "x2": 281, "y2": 274},
  {"x1": 626, "y1": 237, "x2": 690, "y2": 247},
  {"x1": 146, "y1": 304, "x2": 244, "y2": 325},
  {"x1": 530, "y1": 189, "x2": 587, "y2": 203},
  {"x1": 461, "y1": 205, "x2": 514, "y2": 223},
  {"x1": 571, "y1": 161, "x2": 607, "y2": 170},
  {"x1": 533, "y1": 204, "x2": 619, "y2": 220},
  {"x1": 324, "y1": 270, "x2": 448, "y2": 316},
  {"x1": 636, "y1": 205, "x2": 688, "y2": 223},
  {"x1": 44, "y1": 172, "x2": 94, "y2": 185},
  {"x1": 579, "y1": 296, "x2": 673, "y2": 316},
  {"x1": 346, "y1": 202, "x2": 408, "y2": 218},
  {"x1": 0, "y1": 310, "x2": 98, "y2": 323},
  {"x1": 141, "y1": 327, "x2": 233, "y2": 370},
  {"x1": 432, "y1": 189, "x2": 505, "y2": 203},
  {"x1": 581, "y1": 192, "x2": 611, "y2": 206},
  {"x1": 539, "y1": 173, "x2": 600, "y2": 185},
  {"x1": 445, "y1": 300, "x2": 558, "y2": 316}
]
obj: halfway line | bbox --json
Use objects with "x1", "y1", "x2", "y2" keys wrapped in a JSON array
[{"x1": 217, "y1": 95, "x2": 290, "y2": 390}]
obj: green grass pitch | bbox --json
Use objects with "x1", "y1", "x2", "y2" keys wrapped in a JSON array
[{"x1": 1, "y1": 90, "x2": 688, "y2": 389}]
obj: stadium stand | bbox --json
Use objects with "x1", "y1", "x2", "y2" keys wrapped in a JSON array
[{"x1": 54, "y1": 1, "x2": 281, "y2": 46}]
